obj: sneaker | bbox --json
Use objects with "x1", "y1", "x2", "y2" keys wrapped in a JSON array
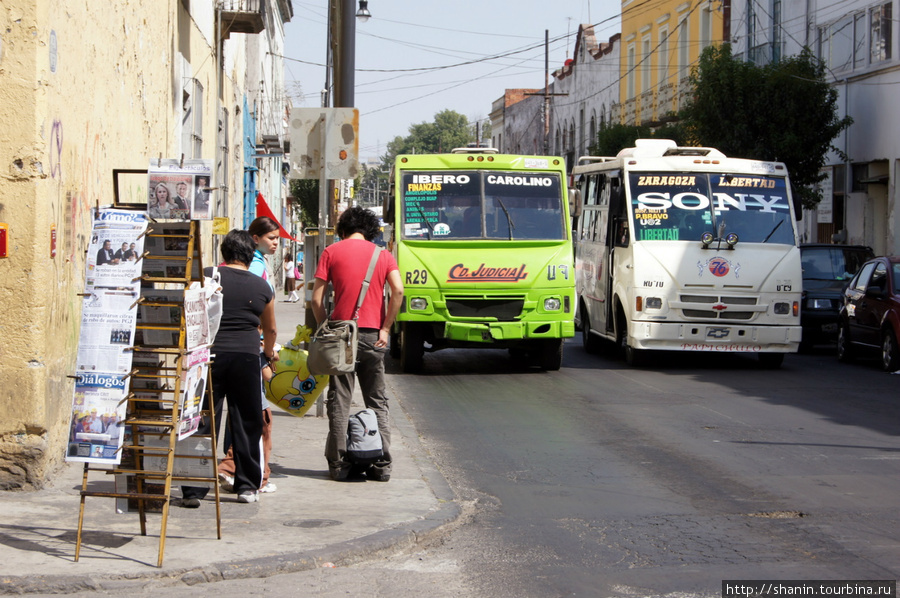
[
  {"x1": 368, "y1": 471, "x2": 391, "y2": 482},
  {"x1": 181, "y1": 497, "x2": 201, "y2": 508},
  {"x1": 259, "y1": 481, "x2": 277, "y2": 493},
  {"x1": 237, "y1": 490, "x2": 259, "y2": 503},
  {"x1": 218, "y1": 472, "x2": 234, "y2": 492}
]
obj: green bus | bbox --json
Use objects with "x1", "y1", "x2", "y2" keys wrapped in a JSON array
[{"x1": 384, "y1": 148, "x2": 575, "y2": 372}]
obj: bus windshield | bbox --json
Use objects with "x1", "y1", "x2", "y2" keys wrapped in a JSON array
[
  {"x1": 401, "y1": 170, "x2": 566, "y2": 241},
  {"x1": 628, "y1": 172, "x2": 795, "y2": 245}
]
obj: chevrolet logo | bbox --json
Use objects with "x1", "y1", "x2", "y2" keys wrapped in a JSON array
[
  {"x1": 712, "y1": 303, "x2": 727, "y2": 311},
  {"x1": 707, "y1": 327, "x2": 730, "y2": 339}
]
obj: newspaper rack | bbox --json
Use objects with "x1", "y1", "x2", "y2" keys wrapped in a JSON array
[{"x1": 74, "y1": 218, "x2": 221, "y2": 568}]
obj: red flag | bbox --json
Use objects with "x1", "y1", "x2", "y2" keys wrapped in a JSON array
[{"x1": 255, "y1": 192, "x2": 298, "y2": 242}]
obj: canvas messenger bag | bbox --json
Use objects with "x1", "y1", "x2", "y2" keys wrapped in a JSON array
[{"x1": 307, "y1": 247, "x2": 382, "y2": 376}]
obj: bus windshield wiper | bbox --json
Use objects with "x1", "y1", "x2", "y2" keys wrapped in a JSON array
[
  {"x1": 495, "y1": 198, "x2": 515, "y2": 240},
  {"x1": 763, "y1": 219, "x2": 784, "y2": 243},
  {"x1": 413, "y1": 202, "x2": 433, "y2": 239}
]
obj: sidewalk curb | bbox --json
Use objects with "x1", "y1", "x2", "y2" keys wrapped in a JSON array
[{"x1": 0, "y1": 372, "x2": 459, "y2": 595}]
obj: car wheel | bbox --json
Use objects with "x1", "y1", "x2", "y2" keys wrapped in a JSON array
[
  {"x1": 881, "y1": 328, "x2": 900, "y2": 372},
  {"x1": 837, "y1": 323, "x2": 855, "y2": 363}
]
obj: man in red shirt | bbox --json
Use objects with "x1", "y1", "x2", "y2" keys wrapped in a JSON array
[{"x1": 312, "y1": 207, "x2": 404, "y2": 481}]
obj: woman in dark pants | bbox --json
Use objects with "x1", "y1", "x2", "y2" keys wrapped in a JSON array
[{"x1": 181, "y1": 229, "x2": 277, "y2": 506}]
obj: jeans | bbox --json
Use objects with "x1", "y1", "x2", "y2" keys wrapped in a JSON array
[{"x1": 324, "y1": 329, "x2": 392, "y2": 477}]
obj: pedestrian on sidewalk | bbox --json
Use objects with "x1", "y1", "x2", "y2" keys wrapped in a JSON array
[
  {"x1": 311, "y1": 207, "x2": 404, "y2": 482},
  {"x1": 283, "y1": 250, "x2": 300, "y2": 302},
  {"x1": 217, "y1": 217, "x2": 282, "y2": 495},
  {"x1": 181, "y1": 229, "x2": 277, "y2": 507}
]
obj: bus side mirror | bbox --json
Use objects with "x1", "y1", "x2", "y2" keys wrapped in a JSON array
[{"x1": 568, "y1": 188, "x2": 581, "y2": 219}]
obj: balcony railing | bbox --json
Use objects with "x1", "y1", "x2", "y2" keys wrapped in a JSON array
[{"x1": 219, "y1": 0, "x2": 266, "y2": 37}]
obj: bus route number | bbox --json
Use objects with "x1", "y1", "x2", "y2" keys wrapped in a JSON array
[{"x1": 406, "y1": 269, "x2": 428, "y2": 285}]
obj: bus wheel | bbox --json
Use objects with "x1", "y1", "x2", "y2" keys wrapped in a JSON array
[
  {"x1": 540, "y1": 339, "x2": 564, "y2": 371},
  {"x1": 400, "y1": 323, "x2": 425, "y2": 373},
  {"x1": 616, "y1": 308, "x2": 645, "y2": 365},
  {"x1": 758, "y1": 353, "x2": 784, "y2": 369},
  {"x1": 389, "y1": 328, "x2": 400, "y2": 359},
  {"x1": 581, "y1": 308, "x2": 602, "y2": 355}
]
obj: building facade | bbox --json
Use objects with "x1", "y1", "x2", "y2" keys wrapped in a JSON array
[
  {"x1": 730, "y1": 0, "x2": 900, "y2": 255},
  {"x1": 549, "y1": 26, "x2": 621, "y2": 168},
  {"x1": 617, "y1": 0, "x2": 726, "y2": 126},
  {"x1": 0, "y1": 0, "x2": 291, "y2": 489}
]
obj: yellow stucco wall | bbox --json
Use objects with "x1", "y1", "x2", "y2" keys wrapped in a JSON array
[
  {"x1": 619, "y1": 0, "x2": 724, "y2": 123},
  {"x1": 0, "y1": 0, "x2": 245, "y2": 489}
]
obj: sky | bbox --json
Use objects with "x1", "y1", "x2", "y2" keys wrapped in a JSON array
[{"x1": 282, "y1": 1, "x2": 622, "y2": 161}]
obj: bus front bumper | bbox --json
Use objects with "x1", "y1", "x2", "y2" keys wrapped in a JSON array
[
  {"x1": 630, "y1": 321, "x2": 802, "y2": 353},
  {"x1": 443, "y1": 320, "x2": 575, "y2": 343}
]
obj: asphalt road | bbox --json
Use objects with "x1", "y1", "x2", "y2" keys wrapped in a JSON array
[
  {"x1": 53, "y1": 341, "x2": 900, "y2": 598},
  {"x1": 389, "y1": 340, "x2": 900, "y2": 597}
]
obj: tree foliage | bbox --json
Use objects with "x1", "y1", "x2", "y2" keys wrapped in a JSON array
[
  {"x1": 592, "y1": 122, "x2": 688, "y2": 156},
  {"x1": 288, "y1": 178, "x2": 319, "y2": 228},
  {"x1": 383, "y1": 109, "x2": 473, "y2": 162},
  {"x1": 680, "y1": 45, "x2": 852, "y2": 209}
]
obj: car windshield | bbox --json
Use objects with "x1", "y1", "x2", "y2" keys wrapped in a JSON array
[
  {"x1": 802, "y1": 247, "x2": 872, "y2": 282},
  {"x1": 628, "y1": 172, "x2": 795, "y2": 244},
  {"x1": 400, "y1": 170, "x2": 566, "y2": 240}
]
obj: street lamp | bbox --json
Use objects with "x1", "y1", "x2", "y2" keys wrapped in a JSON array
[{"x1": 356, "y1": 0, "x2": 371, "y2": 22}]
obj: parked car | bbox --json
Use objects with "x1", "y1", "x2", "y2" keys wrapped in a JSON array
[
  {"x1": 837, "y1": 255, "x2": 900, "y2": 371},
  {"x1": 799, "y1": 244, "x2": 873, "y2": 349}
]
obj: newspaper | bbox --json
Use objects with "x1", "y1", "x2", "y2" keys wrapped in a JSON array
[
  {"x1": 148, "y1": 159, "x2": 214, "y2": 221},
  {"x1": 76, "y1": 289, "x2": 139, "y2": 373},
  {"x1": 65, "y1": 373, "x2": 128, "y2": 464},
  {"x1": 85, "y1": 209, "x2": 148, "y2": 291},
  {"x1": 177, "y1": 348, "x2": 210, "y2": 440},
  {"x1": 184, "y1": 283, "x2": 211, "y2": 351}
]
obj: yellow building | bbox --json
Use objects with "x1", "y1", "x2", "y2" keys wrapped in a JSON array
[
  {"x1": 617, "y1": 0, "x2": 726, "y2": 126},
  {"x1": 0, "y1": 0, "x2": 291, "y2": 489}
]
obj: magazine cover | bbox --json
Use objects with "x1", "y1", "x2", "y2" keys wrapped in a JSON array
[{"x1": 65, "y1": 373, "x2": 128, "y2": 464}]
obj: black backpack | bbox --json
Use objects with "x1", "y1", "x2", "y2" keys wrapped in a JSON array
[{"x1": 346, "y1": 409, "x2": 383, "y2": 463}]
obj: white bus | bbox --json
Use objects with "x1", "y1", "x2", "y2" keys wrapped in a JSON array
[{"x1": 573, "y1": 139, "x2": 802, "y2": 368}]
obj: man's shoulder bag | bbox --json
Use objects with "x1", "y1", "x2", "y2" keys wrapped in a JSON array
[{"x1": 307, "y1": 247, "x2": 381, "y2": 376}]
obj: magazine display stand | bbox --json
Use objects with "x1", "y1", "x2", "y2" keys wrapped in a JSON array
[{"x1": 74, "y1": 219, "x2": 221, "y2": 568}]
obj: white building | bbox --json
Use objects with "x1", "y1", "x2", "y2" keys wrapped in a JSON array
[
  {"x1": 730, "y1": 0, "x2": 899, "y2": 255},
  {"x1": 549, "y1": 26, "x2": 621, "y2": 169}
]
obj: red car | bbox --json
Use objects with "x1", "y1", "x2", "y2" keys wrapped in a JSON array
[{"x1": 837, "y1": 255, "x2": 900, "y2": 371}]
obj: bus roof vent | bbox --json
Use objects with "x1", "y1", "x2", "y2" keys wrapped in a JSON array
[
  {"x1": 450, "y1": 147, "x2": 499, "y2": 154},
  {"x1": 617, "y1": 139, "x2": 727, "y2": 160},
  {"x1": 617, "y1": 139, "x2": 677, "y2": 158}
]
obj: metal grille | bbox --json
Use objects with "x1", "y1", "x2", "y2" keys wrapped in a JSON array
[
  {"x1": 445, "y1": 297, "x2": 524, "y2": 320},
  {"x1": 679, "y1": 295, "x2": 757, "y2": 320}
]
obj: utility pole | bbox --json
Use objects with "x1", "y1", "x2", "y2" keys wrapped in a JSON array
[{"x1": 527, "y1": 30, "x2": 567, "y2": 155}]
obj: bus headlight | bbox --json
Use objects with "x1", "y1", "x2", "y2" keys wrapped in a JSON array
[
  {"x1": 773, "y1": 302, "x2": 790, "y2": 315},
  {"x1": 645, "y1": 297, "x2": 662, "y2": 309},
  {"x1": 543, "y1": 297, "x2": 561, "y2": 311},
  {"x1": 409, "y1": 297, "x2": 428, "y2": 310}
]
